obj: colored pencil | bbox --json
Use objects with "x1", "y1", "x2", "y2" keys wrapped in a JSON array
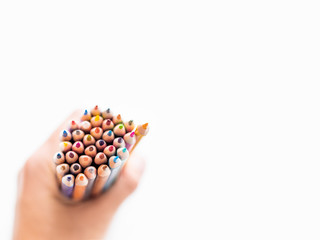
[
  {"x1": 56, "y1": 163, "x2": 69, "y2": 183},
  {"x1": 83, "y1": 134, "x2": 96, "y2": 147},
  {"x1": 102, "y1": 130, "x2": 115, "y2": 143},
  {"x1": 80, "y1": 120, "x2": 92, "y2": 133},
  {"x1": 65, "y1": 151, "x2": 79, "y2": 164},
  {"x1": 79, "y1": 155, "x2": 93, "y2": 168},
  {"x1": 81, "y1": 109, "x2": 91, "y2": 122},
  {"x1": 94, "y1": 152, "x2": 107, "y2": 165},
  {"x1": 90, "y1": 115, "x2": 103, "y2": 128},
  {"x1": 104, "y1": 156, "x2": 122, "y2": 191},
  {"x1": 90, "y1": 127, "x2": 103, "y2": 140},
  {"x1": 91, "y1": 165, "x2": 111, "y2": 197},
  {"x1": 113, "y1": 137, "x2": 125, "y2": 149},
  {"x1": 72, "y1": 129, "x2": 85, "y2": 141},
  {"x1": 102, "y1": 119, "x2": 114, "y2": 131},
  {"x1": 84, "y1": 166, "x2": 97, "y2": 199},
  {"x1": 59, "y1": 141, "x2": 72, "y2": 153},
  {"x1": 124, "y1": 120, "x2": 135, "y2": 132},
  {"x1": 112, "y1": 114, "x2": 122, "y2": 125},
  {"x1": 72, "y1": 141, "x2": 84, "y2": 154},
  {"x1": 103, "y1": 145, "x2": 116, "y2": 157},
  {"x1": 91, "y1": 105, "x2": 101, "y2": 116},
  {"x1": 69, "y1": 120, "x2": 79, "y2": 132},
  {"x1": 123, "y1": 131, "x2": 136, "y2": 152},
  {"x1": 131, "y1": 123, "x2": 149, "y2": 152},
  {"x1": 60, "y1": 130, "x2": 72, "y2": 141},
  {"x1": 70, "y1": 163, "x2": 82, "y2": 175},
  {"x1": 95, "y1": 139, "x2": 107, "y2": 152},
  {"x1": 73, "y1": 173, "x2": 88, "y2": 201},
  {"x1": 102, "y1": 108, "x2": 113, "y2": 119},
  {"x1": 53, "y1": 152, "x2": 65, "y2": 165},
  {"x1": 84, "y1": 145, "x2": 97, "y2": 158},
  {"x1": 61, "y1": 174, "x2": 74, "y2": 198},
  {"x1": 113, "y1": 123, "x2": 126, "y2": 137},
  {"x1": 116, "y1": 147, "x2": 129, "y2": 161}
]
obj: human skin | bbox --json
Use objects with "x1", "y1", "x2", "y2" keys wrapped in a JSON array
[{"x1": 13, "y1": 111, "x2": 145, "y2": 240}]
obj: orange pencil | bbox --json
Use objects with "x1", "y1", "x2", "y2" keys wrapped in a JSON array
[
  {"x1": 124, "y1": 120, "x2": 135, "y2": 132},
  {"x1": 80, "y1": 121, "x2": 92, "y2": 133},
  {"x1": 56, "y1": 163, "x2": 69, "y2": 183},
  {"x1": 73, "y1": 173, "x2": 88, "y2": 201},
  {"x1": 81, "y1": 109, "x2": 91, "y2": 121},
  {"x1": 79, "y1": 155, "x2": 93, "y2": 168},
  {"x1": 53, "y1": 152, "x2": 65, "y2": 165},
  {"x1": 131, "y1": 123, "x2": 149, "y2": 152},
  {"x1": 112, "y1": 114, "x2": 122, "y2": 125},
  {"x1": 91, "y1": 165, "x2": 111, "y2": 197},
  {"x1": 65, "y1": 151, "x2": 79, "y2": 164},
  {"x1": 60, "y1": 130, "x2": 72, "y2": 141},
  {"x1": 102, "y1": 108, "x2": 113, "y2": 119},
  {"x1": 84, "y1": 145, "x2": 97, "y2": 158},
  {"x1": 90, "y1": 127, "x2": 103, "y2": 140},
  {"x1": 72, "y1": 129, "x2": 85, "y2": 141}
]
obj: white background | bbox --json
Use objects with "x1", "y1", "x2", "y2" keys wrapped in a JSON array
[{"x1": 0, "y1": 0, "x2": 320, "y2": 239}]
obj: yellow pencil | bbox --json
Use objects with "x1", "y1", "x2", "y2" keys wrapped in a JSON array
[{"x1": 130, "y1": 123, "x2": 149, "y2": 153}]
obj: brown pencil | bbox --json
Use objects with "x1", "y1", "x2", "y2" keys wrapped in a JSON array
[{"x1": 65, "y1": 151, "x2": 79, "y2": 164}]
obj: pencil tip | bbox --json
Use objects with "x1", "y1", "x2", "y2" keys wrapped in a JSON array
[
  {"x1": 109, "y1": 146, "x2": 114, "y2": 151},
  {"x1": 119, "y1": 124, "x2": 123, "y2": 129},
  {"x1": 118, "y1": 138, "x2": 123, "y2": 143},
  {"x1": 71, "y1": 120, "x2": 76, "y2": 125},
  {"x1": 129, "y1": 120, "x2": 133, "y2": 125},
  {"x1": 99, "y1": 140, "x2": 104, "y2": 146},
  {"x1": 95, "y1": 128, "x2": 99, "y2": 133},
  {"x1": 57, "y1": 153, "x2": 62, "y2": 159},
  {"x1": 106, "y1": 108, "x2": 110, "y2": 113},
  {"x1": 84, "y1": 109, "x2": 88, "y2": 115},
  {"x1": 123, "y1": 148, "x2": 127, "y2": 153},
  {"x1": 108, "y1": 130, "x2": 112, "y2": 136},
  {"x1": 142, "y1": 123, "x2": 149, "y2": 129},
  {"x1": 106, "y1": 119, "x2": 111, "y2": 125},
  {"x1": 114, "y1": 156, "x2": 119, "y2": 163},
  {"x1": 130, "y1": 132, "x2": 135, "y2": 137},
  {"x1": 62, "y1": 130, "x2": 68, "y2": 137},
  {"x1": 94, "y1": 105, "x2": 98, "y2": 109},
  {"x1": 117, "y1": 114, "x2": 121, "y2": 120},
  {"x1": 76, "y1": 142, "x2": 81, "y2": 148},
  {"x1": 80, "y1": 175, "x2": 84, "y2": 181},
  {"x1": 87, "y1": 135, "x2": 92, "y2": 141},
  {"x1": 67, "y1": 176, "x2": 72, "y2": 181},
  {"x1": 69, "y1": 152, "x2": 74, "y2": 158}
]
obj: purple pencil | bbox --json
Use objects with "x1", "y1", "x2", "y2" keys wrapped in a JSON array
[{"x1": 61, "y1": 174, "x2": 74, "y2": 198}]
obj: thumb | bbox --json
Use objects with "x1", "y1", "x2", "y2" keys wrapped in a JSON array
[{"x1": 96, "y1": 153, "x2": 146, "y2": 210}]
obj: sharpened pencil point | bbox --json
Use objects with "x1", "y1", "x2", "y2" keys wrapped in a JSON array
[
  {"x1": 76, "y1": 130, "x2": 80, "y2": 135},
  {"x1": 71, "y1": 121, "x2": 76, "y2": 125},
  {"x1": 67, "y1": 176, "x2": 72, "y2": 181},
  {"x1": 94, "y1": 105, "x2": 98, "y2": 109},
  {"x1": 87, "y1": 135, "x2": 92, "y2": 141},
  {"x1": 123, "y1": 148, "x2": 127, "y2": 153},
  {"x1": 63, "y1": 142, "x2": 68, "y2": 147},
  {"x1": 107, "y1": 130, "x2": 112, "y2": 136},
  {"x1": 73, "y1": 164, "x2": 80, "y2": 171},
  {"x1": 80, "y1": 176, "x2": 84, "y2": 181},
  {"x1": 63, "y1": 130, "x2": 68, "y2": 137},
  {"x1": 106, "y1": 119, "x2": 111, "y2": 125},
  {"x1": 69, "y1": 152, "x2": 74, "y2": 158},
  {"x1": 95, "y1": 128, "x2": 99, "y2": 133},
  {"x1": 57, "y1": 153, "x2": 62, "y2": 159},
  {"x1": 76, "y1": 142, "x2": 81, "y2": 148},
  {"x1": 99, "y1": 140, "x2": 104, "y2": 146},
  {"x1": 142, "y1": 123, "x2": 149, "y2": 129},
  {"x1": 84, "y1": 110, "x2": 88, "y2": 115},
  {"x1": 109, "y1": 146, "x2": 114, "y2": 151},
  {"x1": 95, "y1": 115, "x2": 99, "y2": 121},
  {"x1": 99, "y1": 153, "x2": 104, "y2": 159},
  {"x1": 119, "y1": 124, "x2": 123, "y2": 129},
  {"x1": 130, "y1": 132, "x2": 135, "y2": 137},
  {"x1": 114, "y1": 156, "x2": 119, "y2": 163},
  {"x1": 117, "y1": 114, "x2": 121, "y2": 120},
  {"x1": 129, "y1": 120, "x2": 133, "y2": 125},
  {"x1": 106, "y1": 108, "x2": 110, "y2": 113},
  {"x1": 118, "y1": 138, "x2": 123, "y2": 143},
  {"x1": 89, "y1": 146, "x2": 94, "y2": 151},
  {"x1": 61, "y1": 166, "x2": 66, "y2": 171}
]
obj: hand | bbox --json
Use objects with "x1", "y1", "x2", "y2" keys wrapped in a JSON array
[{"x1": 13, "y1": 111, "x2": 145, "y2": 240}]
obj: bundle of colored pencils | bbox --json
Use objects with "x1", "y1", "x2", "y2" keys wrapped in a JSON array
[{"x1": 53, "y1": 106, "x2": 149, "y2": 201}]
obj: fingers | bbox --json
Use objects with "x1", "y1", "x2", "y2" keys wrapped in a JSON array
[{"x1": 95, "y1": 153, "x2": 146, "y2": 210}]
